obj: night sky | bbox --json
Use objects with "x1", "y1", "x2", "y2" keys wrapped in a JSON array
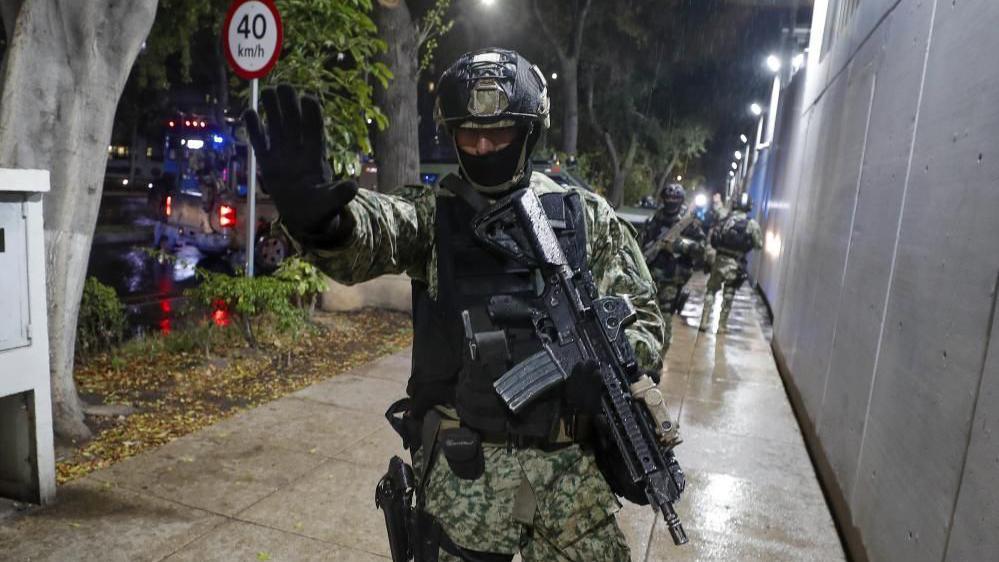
[{"x1": 417, "y1": 0, "x2": 812, "y2": 190}]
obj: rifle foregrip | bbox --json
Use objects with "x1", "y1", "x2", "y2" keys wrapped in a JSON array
[{"x1": 494, "y1": 350, "x2": 566, "y2": 413}]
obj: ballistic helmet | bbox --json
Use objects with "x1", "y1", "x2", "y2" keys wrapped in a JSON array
[
  {"x1": 435, "y1": 48, "x2": 550, "y2": 193},
  {"x1": 658, "y1": 183, "x2": 686, "y2": 217}
]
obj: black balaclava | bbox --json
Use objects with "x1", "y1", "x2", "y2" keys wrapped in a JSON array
[{"x1": 454, "y1": 124, "x2": 539, "y2": 195}]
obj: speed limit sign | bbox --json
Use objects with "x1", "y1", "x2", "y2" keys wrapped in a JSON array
[{"x1": 222, "y1": 0, "x2": 283, "y2": 79}]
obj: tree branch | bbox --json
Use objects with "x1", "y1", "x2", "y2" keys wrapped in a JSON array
[
  {"x1": 569, "y1": 0, "x2": 592, "y2": 59},
  {"x1": 530, "y1": 0, "x2": 567, "y2": 63},
  {"x1": 585, "y1": 70, "x2": 619, "y2": 171}
]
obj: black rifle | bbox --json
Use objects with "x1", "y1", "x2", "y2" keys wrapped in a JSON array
[
  {"x1": 475, "y1": 188, "x2": 688, "y2": 546},
  {"x1": 375, "y1": 456, "x2": 415, "y2": 561}
]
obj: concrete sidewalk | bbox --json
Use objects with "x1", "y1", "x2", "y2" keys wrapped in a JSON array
[{"x1": 0, "y1": 277, "x2": 845, "y2": 561}]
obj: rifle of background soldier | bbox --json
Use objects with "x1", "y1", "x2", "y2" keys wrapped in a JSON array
[
  {"x1": 643, "y1": 212, "x2": 696, "y2": 263},
  {"x1": 472, "y1": 188, "x2": 688, "y2": 546}
]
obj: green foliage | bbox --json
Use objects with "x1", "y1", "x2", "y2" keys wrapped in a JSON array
[
  {"x1": 77, "y1": 277, "x2": 128, "y2": 358},
  {"x1": 185, "y1": 270, "x2": 306, "y2": 347},
  {"x1": 416, "y1": 0, "x2": 454, "y2": 71},
  {"x1": 134, "y1": 0, "x2": 226, "y2": 90},
  {"x1": 623, "y1": 153, "x2": 655, "y2": 206},
  {"x1": 266, "y1": 0, "x2": 391, "y2": 175},
  {"x1": 273, "y1": 256, "x2": 328, "y2": 301},
  {"x1": 134, "y1": 0, "x2": 388, "y2": 177}
]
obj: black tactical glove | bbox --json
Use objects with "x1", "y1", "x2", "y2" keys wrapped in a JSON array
[{"x1": 243, "y1": 84, "x2": 357, "y2": 243}]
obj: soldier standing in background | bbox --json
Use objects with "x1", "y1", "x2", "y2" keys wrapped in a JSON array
[
  {"x1": 642, "y1": 183, "x2": 707, "y2": 349},
  {"x1": 699, "y1": 192, "x2": 763, "y2": 333}
]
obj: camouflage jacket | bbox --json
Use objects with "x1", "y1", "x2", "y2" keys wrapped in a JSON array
[{"x1": 298, "y1": 173, "x2": 666, "y2": 372}]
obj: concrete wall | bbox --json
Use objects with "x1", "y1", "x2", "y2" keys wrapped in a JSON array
[
  {"x1": 751, "y1": 1, "x2": 999, "y2": 560},
  {"x1": 321, "y1": 274, "x2": 413, "y2": 313}
]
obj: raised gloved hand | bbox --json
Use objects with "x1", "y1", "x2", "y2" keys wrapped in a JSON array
[{"x1": 243, "y1": 84, "x2": 357, "y2": 242}]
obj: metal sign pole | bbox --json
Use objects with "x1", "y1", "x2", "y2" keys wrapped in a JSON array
[{"x1": 246, "y1": 77, "x2": 258, "y2": 277}]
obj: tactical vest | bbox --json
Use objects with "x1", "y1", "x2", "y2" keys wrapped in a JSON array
[
  {"x1": 409, "y1": 191, "x2": 588, "y2": 438},
  {"x1": 645, "y1": 213, "x2": 704, "y2": 279},
  {"x1": 712, "y1": 215, "x2": 754, "y2": 254}
]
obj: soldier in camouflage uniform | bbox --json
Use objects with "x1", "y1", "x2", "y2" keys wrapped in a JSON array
[
  {"x1": 699, "y1": 192, "x2": 763, "y2": 333},
  {"x1": 641, "y1": 183, "x2": 707, "y2": 350},
  {"x1": 245, "y1": 49, "x2": 667, "y2": 561}
]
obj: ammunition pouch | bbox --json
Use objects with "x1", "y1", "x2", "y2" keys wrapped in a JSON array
[{"x1": 440, "y1": 427, "x2": 484, "y2": 480}]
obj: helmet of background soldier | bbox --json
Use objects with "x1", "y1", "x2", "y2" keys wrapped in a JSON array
[
  {"x1": 657, "y1": 183, "x2": 686, "y2": 217},
  {"x1": 434, "y1": 48, "x2": 550, "y2": 193},
  {"x1": 735, "y1": 191, "x2": 753, "y2": 211}
]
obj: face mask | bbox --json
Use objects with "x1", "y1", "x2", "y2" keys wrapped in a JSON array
[{"x1": 455, "y1": 128, "x2": 531, "y2": 193}]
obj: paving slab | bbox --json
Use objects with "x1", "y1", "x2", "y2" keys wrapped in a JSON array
[
  {"x1": 0, "y1": 276, "x2": 845, "y2": 561},
  {"x1": 90, "y1": 428, "x2": 327, "y2": 517},
  {"x1": 162, "y1": 520, "x2": 387, "y2": 562},
  {"x1": 0, "y1": 477, "x2": 223, "y2": 562},
  {"x1": 238, "y1": 458, "x2": 392, "y2": 559}
]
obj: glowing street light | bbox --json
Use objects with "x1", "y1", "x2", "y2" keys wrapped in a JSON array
[
  {"x1": 749, "y1": 102, "x2": 763, "y2": 116},
  {"x1": 766, "y1": 54, "x2": 782, "y2": 73},
  {"x1": 729, "y1": 170, "x2": 735, "y2": 177},
  {"x1": 739, "y1": 134, "x2": 749, "y2": 144},
  {"x1": 734, "y1": 150, "x2": 743, "y2": 160},
  {"x1": 551, "y1": 72, "x2": 558, "y2": 80},
  {"x1": 676, "y1": 175, "x2": 682, "y2": 181},
  {"x1": 481, "y1": 0, "x2": 495, "y2": 5},
  {"x1": 731, "y1": 162, "x2": 739, "y2": 170}
]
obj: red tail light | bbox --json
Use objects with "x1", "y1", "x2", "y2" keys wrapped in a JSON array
[
  {"x1": 219, "y1": 204, "x2": 236, "y2": 228},
  {"x1": 165, "y1": 195, "x2": 172, "y2": 217}
]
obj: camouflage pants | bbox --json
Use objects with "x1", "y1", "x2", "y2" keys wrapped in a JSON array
[
  {"x1": 654, "y1": 281, "x2": 680, "y2": 353},
  {"x1": 422, "y1": 443, "x2": 630, "y2": 562},
  {"x1": 700, "y1": 255, "x2": 742, "y2": 329}
]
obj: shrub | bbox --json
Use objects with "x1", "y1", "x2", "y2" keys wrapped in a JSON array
[
  {"x1": 77, "y1": 277, "x2": 127, "y2": 357},
  {"x1": 185, "y1": 270, "x2": 305, "y2": 348},
  {"x1": 273, "y1": 256, "x2": 329, "y2": 314}
]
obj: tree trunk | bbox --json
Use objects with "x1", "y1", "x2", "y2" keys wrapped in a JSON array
[
  {"x1": 0, "y1": 0, "x2": 157, "y2": 441},
  {"x1": 608, "y1": 133, "x2": 638, "y2": 208},
  {"x1": 560, "y1": 60, "x2": 579, "y2": 156},
  {"x1": 373, "y1": 2, "x2": 420, "y2": 193}
]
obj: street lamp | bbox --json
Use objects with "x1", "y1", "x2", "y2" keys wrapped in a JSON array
[
  {"x1": 749, "y1": 102, "x2": 763, "y2": 116},
  {"x1": 766, "y1": 54, "x2": 782, "y2": 73},
  {"x1": 739, "y1": 134, "x2": 749, "y2": 144},
  {"x1": 734, "y1": 150, "x2": 743, "y2": 160},
  {"x1": 551, "y1": 72, "x2": 558, "y2": 80},
  {"x1": 676, "y1": 175, "x2": 682, "y2": 181},
  {"x1": 731, "y1": 162, "x2": 739, "y2": 170},
  {"x1": 728, "y1": 170, "x2": 735, "y2": 177}
]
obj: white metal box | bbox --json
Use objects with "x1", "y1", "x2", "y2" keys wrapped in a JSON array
[{"x1": 0, "y1": 168, "x2": 55, "y2": 505}]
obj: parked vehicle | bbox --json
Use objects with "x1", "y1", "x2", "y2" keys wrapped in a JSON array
[{"x1": 149, "y1": 113, "x2": 286, "y2": 271}]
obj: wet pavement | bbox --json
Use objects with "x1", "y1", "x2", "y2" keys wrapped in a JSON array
[
  {"x1": 0, "y1": 274, "x2": 845, "y2": 561},
  {"x1": 88, "y1": 192, "x2": 234, "y2": 336}
]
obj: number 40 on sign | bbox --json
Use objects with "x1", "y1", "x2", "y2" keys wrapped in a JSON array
[{"x1": 222, "y1": 0, "x2": 283, "y2": 80}]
